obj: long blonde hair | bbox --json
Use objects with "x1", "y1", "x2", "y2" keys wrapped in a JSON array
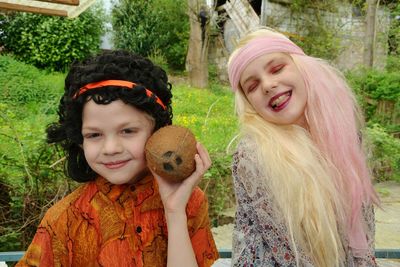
[{"x1": 229, "y1": 28, "x2": 379, "y2": 266}]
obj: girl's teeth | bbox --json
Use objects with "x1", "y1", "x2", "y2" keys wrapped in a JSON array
[{"x1": 272, "y1": 94, "x2": 288, "y2": 107}]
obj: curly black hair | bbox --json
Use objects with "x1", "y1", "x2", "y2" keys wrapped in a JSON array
[{"x1": 47, "y1": 50, "x2": 173, "y2": 183}]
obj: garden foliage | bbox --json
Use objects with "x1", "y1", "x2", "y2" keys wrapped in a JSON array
[
  {"x1": 0, "y1": 6, "x2": 104, "y2": 71},
  {"x1": 0, "y1": 55, "x2": 72, "y2": 251},
  {"x1": 111, "y1": 0, "x2": 189, "y2": 70},
  {"x1": 346, "y1": 64, "x2": 400, "y2": 182}
]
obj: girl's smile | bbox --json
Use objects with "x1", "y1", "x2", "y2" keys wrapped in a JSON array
[{"x1": 269, "y1": 90, "x2": 292, "y2": 111}]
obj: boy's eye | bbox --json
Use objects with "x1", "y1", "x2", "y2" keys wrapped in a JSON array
[
  {"x1": 83, "y1": 133, "x2": 101, "y2": 139},
  {"x1": 271, "y1": 64, "x2": 284, "y2": 74},
  {"x1": 121, "y1": 128, "x2": 137, "y2": 134}
]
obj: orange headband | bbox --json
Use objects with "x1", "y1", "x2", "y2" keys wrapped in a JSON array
[{"x1": 72, "y1": 80, "x2": 167, "y2": 110}]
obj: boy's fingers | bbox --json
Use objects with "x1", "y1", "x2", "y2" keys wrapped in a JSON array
[{"x1": 196, "y1": 142, "x2": 211, "y2": 169}]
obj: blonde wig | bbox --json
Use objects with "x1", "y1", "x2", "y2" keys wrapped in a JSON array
[{"x1": 228, "y1": 28, "x2": 379, "y2": 266}]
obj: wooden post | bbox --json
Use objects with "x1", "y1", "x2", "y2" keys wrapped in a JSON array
[
  {"x1": 186, "y1": 0, "x2": 209, "y2": 88},
  {"x1": 364, "y1": 0, "x2": 379, "y2": 67}
]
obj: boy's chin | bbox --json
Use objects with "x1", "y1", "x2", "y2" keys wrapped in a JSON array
[{"x1": 103, "y1": 169, "x2": 150, "y2": 185}]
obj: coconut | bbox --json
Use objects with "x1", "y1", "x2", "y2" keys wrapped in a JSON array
[{"x1": 145, "y1": 125, "x2": 197, "y2": 182}]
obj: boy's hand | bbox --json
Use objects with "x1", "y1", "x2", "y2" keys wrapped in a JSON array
[{"x1": 152, "y1": 142, "x2": 211, "y2": 215}]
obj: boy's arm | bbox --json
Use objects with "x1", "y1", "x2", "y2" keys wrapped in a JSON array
[
  {"x1": 165, "y1": 191, "x2": 218, "y2": 267},
  {"x1": 165, "y1": 211, "x2": 198, "y2": 267},
  {"x1": 154, "y1": 142, "x2": 216, "y2": 267}
]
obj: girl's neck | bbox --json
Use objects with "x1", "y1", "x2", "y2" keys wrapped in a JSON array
[{"x1": 294, "y1": 115, "x2": 308, "y2": 130}]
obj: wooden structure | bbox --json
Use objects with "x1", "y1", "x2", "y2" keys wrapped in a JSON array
[
  {"x1": 222, "y1": 0, "x2": 260, "y2": 37},
  {"x1": 0, "y1": 0, "x2": 96, "y2": 18}
]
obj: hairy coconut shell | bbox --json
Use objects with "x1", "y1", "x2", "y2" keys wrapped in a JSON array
[{"x1": 145, "y1": 125, "x2": 197, "y2": 182}]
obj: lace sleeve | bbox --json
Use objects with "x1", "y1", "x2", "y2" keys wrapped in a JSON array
[
  {"x1": 231, "y1": 138, "x2": 312, "y2": 266},
  {"x1": 352, "y1": 204, "x2": 378, "y2": 266}
]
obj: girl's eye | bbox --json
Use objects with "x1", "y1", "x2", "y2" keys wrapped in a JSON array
[
  {"x1": 83, "y1": 133, "x2": 101, "y2": 139},
  {"x1": 246, "y1": 81, "x2": 258, "y2": 93},
  {"x1": 271, "y1": 64, "x2": 284, "y2": 74}
]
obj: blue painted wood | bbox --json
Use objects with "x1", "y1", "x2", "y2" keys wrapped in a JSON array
[
  {"x1": 0, "y1": 251, "x2": 24, "y2": 262},
  {"x1": 218, "y1": 248, "x2": 232, "y2": 258},
  {"x1": 375, "y1": 249, "x2": 400, "y2": 259}
]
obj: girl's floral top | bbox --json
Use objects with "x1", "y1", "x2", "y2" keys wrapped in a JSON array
[{"x1": 231, "y1": 137, "x2": 377, "y2": 267}]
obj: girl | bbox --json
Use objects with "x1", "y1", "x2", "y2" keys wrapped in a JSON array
[
  {"x1": 227, "y1": 28, "x2": 380, "y2": 266},
  {"x1": 17, "y1": 50, "x2": 218, "y2": 267}
]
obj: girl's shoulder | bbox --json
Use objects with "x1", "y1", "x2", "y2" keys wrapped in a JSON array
[
  {"x1": 235, "y1": 135, "x2": 258, "y2": 157},
  {"x1": 234, "y1": 135, "x2": 260, "y2": 172}
]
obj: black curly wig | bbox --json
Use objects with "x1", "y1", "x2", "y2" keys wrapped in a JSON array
[{"x1": 47, "y1": 50, "x2": 173, "y2": 183}]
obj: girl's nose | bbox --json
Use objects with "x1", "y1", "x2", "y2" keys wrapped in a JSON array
[
  {"x1": 103, "y1": 136, "x2": 123, "y2": 155},
  {"x1": 261, "y1": 78, "x2": 277, "y2": 95}
]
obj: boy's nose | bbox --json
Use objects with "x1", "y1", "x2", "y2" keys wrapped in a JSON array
[{"x1": 103, "y1": 137, "x2": 123, "y2": 155}]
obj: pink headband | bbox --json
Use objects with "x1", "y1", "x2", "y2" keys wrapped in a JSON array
[{"x1": 228, "y1": 36, "x2": 305, "y2": 91}]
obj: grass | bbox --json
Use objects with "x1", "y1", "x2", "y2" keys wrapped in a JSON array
[
  {"x1": 171, "y1": 82, "x2": 238, "y2": 223},
  {"x1": 172, "y1": 83, "x2": 238, "y2": 153}
]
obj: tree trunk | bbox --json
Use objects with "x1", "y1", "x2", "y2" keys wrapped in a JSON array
[
  {"x1": 364, "y1": 0, "x2": 379, "y2": 67},
  {"x1": 186, "y1": 0, "x2": 209, "y2": 88}
]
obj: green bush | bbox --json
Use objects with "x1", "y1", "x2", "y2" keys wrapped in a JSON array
[
  {"x1": 388, "y1": 2, "x2": 400, "y2": 56},
  {"x1": 0, "y1": 6, "x2": 104, "y2": 71},
  {"x1": 0, "y1": 55, "x2": 64, "y2": 106},
  {"x1": 201, "y1": 153, "x2": 235, "y2": 226},
  {"x1": 112, "y1": 0, "x2": 189, "y2": 70},
  {"x1": 0, "y1": 56, "x2": 69, "y2": 251},
  {"x1": 0, "y1": 101, "x2": 74, "y2": 250},
  {"x1": 346, "y1": 64, "x2": 400, "y2": 182},
  {"x1": 362, "y1": 71, "x2": 400, "y2": 101},
  {"x1": 386, "y1": 55, "x2": 400, "y2": 72},
  {"x1": 366, "y1": 124, "x2": 400, "y2": 182},
  {"x1": 346, "y1": 68, "x2": 400, "y2": 134},
  {"x1": 286, "y1": 0, "x2": 341, "y2": 60}
]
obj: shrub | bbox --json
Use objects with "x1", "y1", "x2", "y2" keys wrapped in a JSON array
[
  {"x1": 0, "y1": 101, "x2": 74, "y2": 250},
  {"x1": 366, "y1": 124, "x2": 400, "y2": 182},
  {"x1": 346, "y1": 68, "x2": 400, "y2": 134},
  {"x1": 200, "y1": 153, "x2": 235, "y2": 226},
  {"x1": 0, "y1": 56, "x2": 69, "y2": 250},
  {"x1": 0, "y1": 5, "x2": 104, "y2": 71},
  {"x1": 388, "y1": 2, "x2": 400, "y2": 56},
  {"x1": 0, "y1": 55, "x2": 64, "y2": 106},
  {"x1": 112, "y1": 0, "x2": 189, "y2": 70}
]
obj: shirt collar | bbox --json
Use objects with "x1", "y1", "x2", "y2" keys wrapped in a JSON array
[{"x1": 95, "y1": 174, "x2": 163, "y2": 211}]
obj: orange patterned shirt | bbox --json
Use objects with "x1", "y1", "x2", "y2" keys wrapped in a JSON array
[{"x1": 16, "y1": 175, "x2": 219, "y2": 267}]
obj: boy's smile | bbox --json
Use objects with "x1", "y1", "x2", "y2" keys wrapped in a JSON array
[
  {"x1": 81, "y1": 99, "x2": 154, "y2": 185},
  {"x1": 103, "y1": 159, "x2": 131, "y2": 169}
]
